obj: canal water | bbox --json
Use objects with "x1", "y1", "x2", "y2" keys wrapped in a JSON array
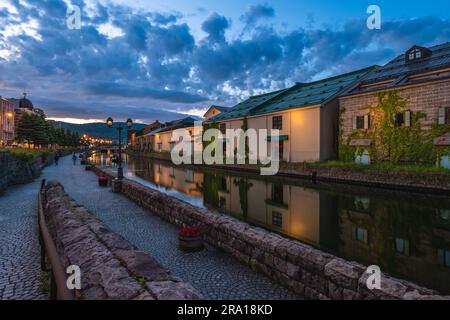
[{"x1": 91, "y1": 151, "x2": 450, "y2": 294}]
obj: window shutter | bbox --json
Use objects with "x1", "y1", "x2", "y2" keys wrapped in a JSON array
[
  {"x1": 404, "y1": 110, "x2": 412, "y2": 127},
  {"x1": 352, "y1": 116, "x2": 357, "y2": 130},
  {"x1": 438, "y1": 107, "x2": 446, "y2": 125},
  {"x1": 363, "y1": 230, "x2": 369, "y2": 244},
  {"x1": 364, "y1": 114, "x2": 370, "y2": 130}
]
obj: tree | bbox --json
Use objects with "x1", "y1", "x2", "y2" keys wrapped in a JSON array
[{"x1": 16, "y1": 113, "x2": 49, "y2": 147}]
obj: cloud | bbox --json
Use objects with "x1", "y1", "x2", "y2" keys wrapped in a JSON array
[
  {"x1": 240, "y1": 3, "x2": 275, "y2": 26},
  {"x1": 85, "y1": 81, "x2": 208, "y2": 103},
  {"x1": 202, "y1": 13, "x2": 230, "y2": 42},
  {"x1": 0, "y1": 0, "x2": 450, "y2": 124}
]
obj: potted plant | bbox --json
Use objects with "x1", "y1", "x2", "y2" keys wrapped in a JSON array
[
  {"x1": 178, "y1": 227, "x2": 203, "y2": 252},
  {"x1": 98, "y1": 176, "x2": 109, "y2": 187}
]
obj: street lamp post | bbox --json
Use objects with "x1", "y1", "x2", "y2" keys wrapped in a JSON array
[{"x1": 106, "y1": 117, "x2": 133, "y2": 180}]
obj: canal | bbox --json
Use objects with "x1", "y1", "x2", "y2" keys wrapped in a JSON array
[{"x1": 91, "y1": 152, "x2": 450, "y2": 294}]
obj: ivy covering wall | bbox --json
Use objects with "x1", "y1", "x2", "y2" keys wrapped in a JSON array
[{"x1": 339, "y1": 91, "x2": 450, "y2": 166}]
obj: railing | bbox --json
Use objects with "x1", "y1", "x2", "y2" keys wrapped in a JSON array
[{"x1": 38, "y1": 179, "x2": 74, "y2": 300}]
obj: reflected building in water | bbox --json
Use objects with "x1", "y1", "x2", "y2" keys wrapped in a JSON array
[{"x1": 92, "y1": 154, "x2": 450, "y2": 294}]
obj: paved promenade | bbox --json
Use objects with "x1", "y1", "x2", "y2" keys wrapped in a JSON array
[
  {"x1": 0, "y1": 177, "x2": 47, "y2": 300},
  {"x1": 0, "y1": 156, "x2": 300, "y2": 300}
]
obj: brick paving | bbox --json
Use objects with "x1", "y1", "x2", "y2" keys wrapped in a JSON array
[
  {"x1": 0, "y1": 178, "x2": 47, "y2": 300},
  {"x1": 0, "y1": 156, "x2": 300, "y2": 300}
]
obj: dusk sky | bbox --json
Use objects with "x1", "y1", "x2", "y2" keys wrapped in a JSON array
[{"x1": 1, "y1": 0, "x2": 450, "y2": 124}]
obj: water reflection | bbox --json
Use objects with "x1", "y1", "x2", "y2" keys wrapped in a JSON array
[{"x1": 90, "y1": 152, "x2": 450, "y2": 294}]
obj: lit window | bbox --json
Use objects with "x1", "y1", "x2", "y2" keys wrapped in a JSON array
[
  {"x1": 187, "y1": 170, "x2": 194, "y2": 182},
  {"x1": 439, "y1": 209, "x2": 450, "y2": 221},
  {"x1": 353, "y1": 226, "x2": 368, "y2": 244},
  {"x1": 395, "y1": 238, "x2": 410, "y2": 255},
  {"x1": 438, "y1": 249, "x2": 450, "y2": 268},
  {"x1": 272, "y1": 211, "x2": 283, "y2": 228}
]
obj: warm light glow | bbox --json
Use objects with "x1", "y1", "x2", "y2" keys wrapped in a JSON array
[
  {"x1": 6, "y1": 112, "x2": 13, "y2": 118},
  {"x1": 46, "y1": 117, "x2": 105, "y2": 124}
]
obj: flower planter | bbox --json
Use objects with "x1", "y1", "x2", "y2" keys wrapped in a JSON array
[
  {"x1": 179, "y1": 227, "x2": 203, "y2": 252},
  {"x1": 98, "y1": 176, "x2": 109, "y2": 187}
]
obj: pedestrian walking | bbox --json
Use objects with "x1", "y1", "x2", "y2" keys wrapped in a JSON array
[
  {"x1": 54, "y1": 154, "x2": 60, "y2": 166},
  {"x1": 72, "y1": 153, "x2": 77, "y2": 165}
]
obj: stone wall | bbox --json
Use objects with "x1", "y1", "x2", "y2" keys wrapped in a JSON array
[
  {"x1": 91, "y1": 165, "x2": 450, "y2": 300},
  {"x1": 0, "y1": 151, "x2": 54, "y2": 193},
  {"x1": 43, "y1": 180, "x2": 201, "y2": 300}
]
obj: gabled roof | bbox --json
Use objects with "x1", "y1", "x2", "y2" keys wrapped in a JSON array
[
  {"x1": 212, "y1": 105, "x2": 229, "y2": 112},
  {"x1": 144, "y1": 117, "x2": 196, "y2": 136},
  {"x1": 208, "y1": 89, "x2": 287, "y2": 122},
  {"x1": 207, "y1": 66, "x2": 375, "y2": 122},
  {"x1": 342, "y1": 42, "x2": 450, "y2": 96}
]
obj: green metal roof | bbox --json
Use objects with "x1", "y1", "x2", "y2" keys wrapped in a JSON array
[
  {"x1": 206, "y1": 88, "x2": 288, "y2": 122},
  {"x1": 207, "y1": 66, "x2": 376, "y2": 122}
]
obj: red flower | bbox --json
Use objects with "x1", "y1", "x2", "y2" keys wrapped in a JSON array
[{"x1": 179, "y1": 227, "x2": 202, "y2": 237}]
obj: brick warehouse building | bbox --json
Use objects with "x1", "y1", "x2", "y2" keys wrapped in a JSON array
[{"x1": 339, "y1": 42, "x2": 450, "y2": 167}]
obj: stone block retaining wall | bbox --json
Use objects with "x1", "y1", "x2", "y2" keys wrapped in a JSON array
[
  {"x1": 0, "y1": 151, "x2": 58, "y2": 193},
  {"x1": 91, "y1": 165, "x2": 450, "y2": 300},
  {"x1": 43, "y1": 180, "x2": 201, "y2": 300}
]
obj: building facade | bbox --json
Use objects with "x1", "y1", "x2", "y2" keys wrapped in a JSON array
[
  {"x1": 339, "y1": 43, "x2": 450, "y2": 167},
  {"x1": 132, "y1": 117, "x2": 202, "y2": 155},
  {"x1": 206, "y1": 67, "x2": 375, "y2": 163},
  {"x1": 203, "y1": 105, "x2": 229, "y2": 120},
  {"x1": 0, "y1": 97, "x2": 15, "y2": 145}
]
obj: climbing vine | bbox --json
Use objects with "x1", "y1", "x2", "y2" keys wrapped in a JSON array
[{"x1": 339, "y1": 90, "x2": 450, "y2": 166}]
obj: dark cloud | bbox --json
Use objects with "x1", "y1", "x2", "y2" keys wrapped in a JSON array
[
  {"x1": 85, "y1": 81, "x2": 207, "y2": 103},
  {"x1": 1, "y1": 0, "x2": 450, "y2": 124},
  {"x1": 240, "y1": 3, "x2": 275, "y2": 26},
  {"x1": 202, "y1": 13, "x2": 230, "y2": 43}
]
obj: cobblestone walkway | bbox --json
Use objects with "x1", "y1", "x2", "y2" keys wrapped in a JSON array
[
  {"x1": 0, "y1": 178, "x2": 47, "y2": 300},
  {"x1": 42, "y1": 157, "x2": 300, "y2": 300}
]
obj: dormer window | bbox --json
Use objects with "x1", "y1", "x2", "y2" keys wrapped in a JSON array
[
  {"x1": 409, "y1": 49, "x2": 421, "y2": 60},
  {"x1": 406, "y1": 45, "x2": 431, "y2": 63}
]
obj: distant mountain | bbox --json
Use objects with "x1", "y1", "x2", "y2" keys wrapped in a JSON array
[{"x1": 49, "y1": 121, "x2": 147, "y2": 141}]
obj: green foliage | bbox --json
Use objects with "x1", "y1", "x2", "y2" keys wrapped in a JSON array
[
  {"x1": 318, "y1": 160, "x2": 450, "y2": 174},
  {"x1": 339, "y1": 90, "x2": 450, "y2": 166},
  {"x1": 0, "y1": 147, "x2": 58, "y2": 162},
  {"x1": 233, "y1": 178, "x2": 253, "y2": 216},
  {"x1": 16, "y1": 111, "x2": 81, "y2": 147}
]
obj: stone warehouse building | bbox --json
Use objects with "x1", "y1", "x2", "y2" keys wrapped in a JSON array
[
  {"x1": 339, "y1": 42, "x2": 450, "y2": 167},
  {"x1": 206, "y1": 66, "x2": 376, "y2": 163},
  {"x1": 0, "y1": 97, "x2": 15, "y2": 145}
]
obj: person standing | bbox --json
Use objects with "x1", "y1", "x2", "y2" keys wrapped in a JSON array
[
  {"x1": 72, "y1": 153, "x2": 77, "y2": 165},
  {"x1": 54, "y1": 154, "x2": 60, "y2": 166}
]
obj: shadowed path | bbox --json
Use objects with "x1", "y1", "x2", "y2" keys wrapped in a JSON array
[{"x1": 0, "y1": 175, "x2": 47, "y2": 300}]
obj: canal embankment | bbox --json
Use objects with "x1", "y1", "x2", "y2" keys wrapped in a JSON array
[
  {"x1": 42, "y1": 180, "x2": 201, "y2": 300},
  {"x1": 127, "y1": 152, "x2": 450, "y2": 195},
  {"x1": 91, "y1": 164, "x2": 450, "y2": 300},
  {"x1": 0, "y1": 150, "x2": 71, "y2": 194}
]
